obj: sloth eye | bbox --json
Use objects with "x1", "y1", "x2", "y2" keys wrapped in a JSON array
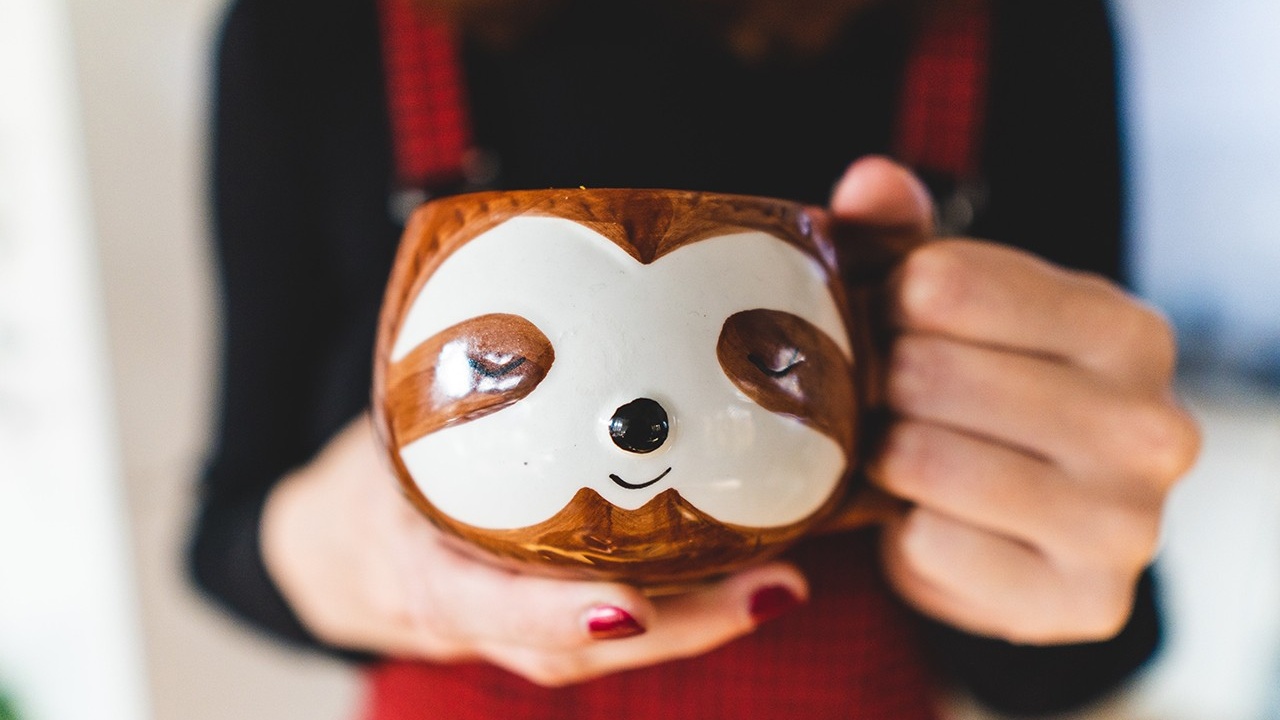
[
  {"x1": 467, "y1": 353, "x2": 527, "y2": 379},
  {"x1": 747, "y1": 349, "x2": 805, "y2": 378}
]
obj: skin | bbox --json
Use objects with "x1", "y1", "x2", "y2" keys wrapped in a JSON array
[
  {"x1": 837, "y1": 158, "x2": 1200, "y2": 644},
  {"x1": 261, "y1": 157, "x2": 1200, "y2": 685}
]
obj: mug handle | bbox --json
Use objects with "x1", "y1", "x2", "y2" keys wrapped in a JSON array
[{"x1": 812, "y1": 217, "x2": 930, "y2": 534}]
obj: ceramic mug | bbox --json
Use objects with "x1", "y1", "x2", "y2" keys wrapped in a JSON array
[{"x1": 372, "y1": 188, "x2": 922, "y2": 588}]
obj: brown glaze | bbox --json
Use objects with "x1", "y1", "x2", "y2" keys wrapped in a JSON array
[
  {"x1": 717, "y1": 309, "x2": 855, "y2": 457},
  {"x1": 372, "y1": 188, "x2": 926, "y2": 586},
  {"x1": 375, "y1": 190, "x2": 855, "y2": 358},
  {"x1": 404, "y1": 485, "x2": 845, "y2": 588},
  {"x1": 385, "y1": 313, "x2": 554, "y2": 446}
]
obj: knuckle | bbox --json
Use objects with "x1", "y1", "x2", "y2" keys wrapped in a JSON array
[
  {"x1": 1124, "y1": 401, "x2": 1202, "y2": 484},
  {"x1": 1116, "y1": 303, "x2": 1179, "y2": 377},
  {"x1": 1073, "y1": 273, "x2": 1178, "y2": 376},
  {"x1": 1078, "y1": 502, "x2": 1163, "y2": 570}
]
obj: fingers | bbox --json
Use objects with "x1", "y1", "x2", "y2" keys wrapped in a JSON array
[
  {"x1": 871, "y1": 421, "x2": 1162, "y2": 571},
  {"x1": 891, "y1": 240, "x2": 1178, "y2": 387},
  {"x1": 471, "y1": 562, "x2": 808, "y2": 687},
  {"x1": 873, "y1": 332, "x2": 1196, "y2": 644},
  {"x1": 887, "y1": 333, "x2": 1200, "y2": 485},
  {"x1": 825, "y1": 168, "x2": 1198, "y2": 646},
  {"x1": 871, "y1": 246, "x2": 1199, "y2": 644},
  {"x1": 410, "y1": 539, "x2": 655, "y2": 655},
  {"x1": 881, "y1": 509, "x2": 1138, "y2": 644},
  {"x1": 572, "y1": 563, "x2": 807, "y2": 676},
  {"x1": 830, "y1": 155, "x2": 936, "y2": 236},
  {"x1": 273, "y1": 413, "x2": 812, "y2": 685}
]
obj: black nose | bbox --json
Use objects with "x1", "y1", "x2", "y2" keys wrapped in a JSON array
[{"x1": 608, "y1": 398, "x2": 669, "y2": 454}]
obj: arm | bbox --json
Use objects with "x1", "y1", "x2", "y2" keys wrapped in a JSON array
[{"x1": 189, "y1": 0, "x2": 341, "y2": 649}]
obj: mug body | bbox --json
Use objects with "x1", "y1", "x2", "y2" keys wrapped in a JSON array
[{"x1": 373, "y1": 188, "x2": 878, "y2": 587}]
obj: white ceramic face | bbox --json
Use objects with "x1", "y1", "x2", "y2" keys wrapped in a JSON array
[{"x1": 391, "y1": 217, "x2": 852, "y2": 530}]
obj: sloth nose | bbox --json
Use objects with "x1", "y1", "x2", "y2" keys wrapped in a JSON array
[{"x1": 608, "y1": 398, "x2": 669, "y2": 454}]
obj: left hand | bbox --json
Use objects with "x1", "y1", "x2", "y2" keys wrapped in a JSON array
[{"x1": 832, "y1": 157, "x2": 1201, "y2": 645}]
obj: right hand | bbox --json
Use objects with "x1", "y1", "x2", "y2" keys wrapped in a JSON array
[{"x1": 261, "y1": 414, "x2": 808, "y2": 687}]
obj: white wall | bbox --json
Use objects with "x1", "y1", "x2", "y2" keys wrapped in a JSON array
[
  {"x1": 1117, "y1": 0, "x2": 1280, "y2": 377},
  {"x1": 0, "y1": 1, "x2": 149, "y2": 718},
  {"x1": 1114, "y1": 3, "x2": 1280, "y2": 717},
  {"x1": 61, "y1": 0, "x2": 360, "y2": 717}
]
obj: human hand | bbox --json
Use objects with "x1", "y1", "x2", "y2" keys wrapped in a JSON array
[
  {"x1": 831, "y1": 157, "x2": 1201, "y2": 645},
  {"x1": 261, "y1": 414, "x2": 808, "y2": 686}
]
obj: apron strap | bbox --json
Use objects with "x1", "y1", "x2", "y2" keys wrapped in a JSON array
[
  {"x1": 377, "y1": 0, "x2": 472, "y2": 191},
  {"x1": 378, "y1": 0, "x2": 992, "y2": 213},
  {"x1": 894, "y1": 0, "x2": 991, "y2": 182}
]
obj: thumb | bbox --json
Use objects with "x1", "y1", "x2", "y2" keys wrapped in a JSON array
[{"x1": 830, "y1": 156, "x2": 935, "y2": 236}]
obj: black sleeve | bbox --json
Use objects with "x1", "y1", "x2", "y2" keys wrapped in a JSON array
[
  {"x1": 922, "y1": 571, "x2": 1161, "y2": 716},
  {"x1": 921, "y1": 1, "x2": 1161, "y2": 714},
  {"x1": 188, "y1": 0, "x2": 386, "y2": 654},
  {"x1": 972, "y1": 0, "x2": 1127, "y2": 283}
]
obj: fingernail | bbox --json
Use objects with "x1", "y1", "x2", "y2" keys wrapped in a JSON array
[
  {"x1": 749, "y1": 585, "x2": 803, "y2": 625},
  {"x1": 585, "y1": 605, "x2": 645, "y2": 640}
]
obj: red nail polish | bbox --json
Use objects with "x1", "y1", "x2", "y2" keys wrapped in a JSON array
[
  {"x1": 586, "y1": 606, "x2": 645, "y2": 640},
  {"x1": 749, "y1": 585, "x2": 802, "y2": 625}
]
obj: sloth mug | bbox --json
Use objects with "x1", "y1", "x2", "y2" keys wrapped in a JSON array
[{"x1": 372, "y1": 188, "x2": 921, "y2": 589}]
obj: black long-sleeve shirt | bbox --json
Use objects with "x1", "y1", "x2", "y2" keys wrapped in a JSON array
[{"x1": 191, "y1": 0, "x2": 1157, "y2": 714}]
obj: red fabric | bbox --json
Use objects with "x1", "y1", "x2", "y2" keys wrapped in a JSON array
[
  {"x1": 377, "y1": 0, "x2": 471, "y2": 187},
  {"x1": 363, "y1": 534, "x2": 939, "y2": 720},
  {"x1": 895, "y1": 0, "x2": 991, "y2": 180}
]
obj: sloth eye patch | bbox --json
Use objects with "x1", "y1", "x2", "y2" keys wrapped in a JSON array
[
  {"x1": 386, "y1": 313, "x2": 554, "y2": 446},
  {"x1": 718, "y1": 308, "x2": 855, "y2": 454}
]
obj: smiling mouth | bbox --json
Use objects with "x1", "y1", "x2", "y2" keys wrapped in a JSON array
[{"x1": 608, "y1": 467, "x2": 672, "y2": 490}]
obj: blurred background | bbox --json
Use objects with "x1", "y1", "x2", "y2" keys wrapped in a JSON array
[{"x1": 0, "y1": 0, "x2": 1276, "y2": 718}]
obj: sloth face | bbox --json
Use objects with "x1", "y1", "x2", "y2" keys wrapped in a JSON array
[{"x1": 376, "y1": 190, "x2": 859, "y2": 585}]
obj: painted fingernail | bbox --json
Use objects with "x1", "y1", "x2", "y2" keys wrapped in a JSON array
[
  {"x1": 585, "y1": 605, "x2": 645, "y2": 640},
  {"x1": 749, "y1": 585, "x2": 802, "y2": 625}
]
